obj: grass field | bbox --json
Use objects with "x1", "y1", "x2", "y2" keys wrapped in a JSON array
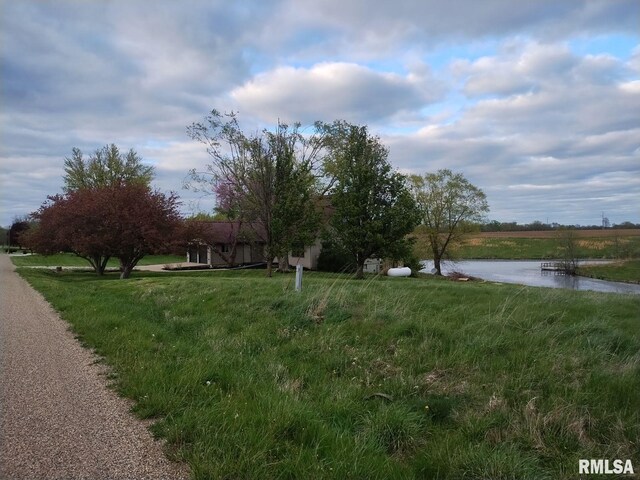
[
  {"x1": 413, "y1": 229, "x2": 640, "y2": 260},
  {"x1": 579, "y1": 259, "x2": 640, "y2": 284},
  {"x1": 10, "y1": 253, "x2": 185, "y2": 268},
  {"x1": 15, "y1": 267, "x2": 640, "y2": 479}
]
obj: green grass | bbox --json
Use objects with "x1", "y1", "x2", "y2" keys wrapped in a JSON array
[
  {"x1": 10, "y1": 253, "x2": 185, "y2": 268},
  {"x1": 580, "y1": 260, "x2": 640, "y2": 284},
  {"x1": 412, "y1": 235, "x2": 640, "y2": 260},
  {"x1": 16, "y1": 268, "x2": 640, "y2": 479}
]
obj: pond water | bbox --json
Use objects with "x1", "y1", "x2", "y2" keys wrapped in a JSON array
[{"x1": 419, "y1": 260, "x2": 640, "y2": 295}]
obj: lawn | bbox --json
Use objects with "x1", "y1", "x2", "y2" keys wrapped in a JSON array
[
  {"x1": 16, "y1": 268, "x2": 640, "y2": 479},
  {"x1": 10, "y1": 252, "x2": 185, "y2": 268}
]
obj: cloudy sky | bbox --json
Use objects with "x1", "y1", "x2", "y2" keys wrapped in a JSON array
[{"x1": 1, "y1": 0, "x2": 639, "y2": 227}]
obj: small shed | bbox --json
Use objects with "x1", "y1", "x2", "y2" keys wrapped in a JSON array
[{"x1": 363, "y1": 258, "x2": 382, "y2": 274}]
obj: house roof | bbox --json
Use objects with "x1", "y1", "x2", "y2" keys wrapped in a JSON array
[{"x1": 190, "y1": 221, "x2": 266, "y2": 245}]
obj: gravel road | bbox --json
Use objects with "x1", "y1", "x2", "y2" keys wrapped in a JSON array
[{"x1": 0, "y1": 255, "x2": 189, "y2": 479}]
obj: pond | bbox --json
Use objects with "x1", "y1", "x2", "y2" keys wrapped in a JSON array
[{"x1": 420, "y1": 260, "x2": 640, "y2": 295}]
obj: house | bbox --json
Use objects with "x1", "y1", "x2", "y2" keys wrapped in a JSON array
[
  {"x1": 189, "y1": 197, "x2": 334, "y2": 269},
  {"x1": 287, "y1": 195, "x2": 336, "y2": 269},
  {"x1": 288, "y1": 239, "x2": 322, "y2": 270},
  {"x1": 187, "y1": 221, "x2": 265, "y2": 267},
  {"x1": 187, "y1": 220, "x2": 325, "y2": 269}
]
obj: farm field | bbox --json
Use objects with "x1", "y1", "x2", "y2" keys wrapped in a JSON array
[
  {"x1": 430, "y1": 229, "x2": 640, "y2": 260},
  {"x1": 15, "y1": 267, "x2": 640, "y2": 479}
]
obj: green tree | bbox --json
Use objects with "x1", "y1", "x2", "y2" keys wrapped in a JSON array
[
  {"x1": 187, "y1": 111, "x2": 325, "y2": 276},
  {"x1": 7, "y1": 216, "x2": 31, "y2": 248},
  {"x1": 327, "y1": 123, "x2": 420, "y2": 279},
  {"x1": 410, "y1": 170, "x2": 489, "y2": 275},
  {"x1": 269, "y1": 125, "x2": 322, "y2": 272},
  {"x1": 63, "y1": 144, "x2": 154, "y2": 192}
]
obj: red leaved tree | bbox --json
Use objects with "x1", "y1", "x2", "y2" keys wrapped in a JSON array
[
  {"x1": 28, "y1": 184, "x2": 181, "y2": 278},
  {"x1": 27, "y1": 192, "x2": 115, "y2": 274}
]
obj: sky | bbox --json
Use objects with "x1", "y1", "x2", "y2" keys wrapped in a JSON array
[{"x1": 1, "y1": 0, "x2": 639, "y2": 228}]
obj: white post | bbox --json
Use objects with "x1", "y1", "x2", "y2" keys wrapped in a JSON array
[{"x1": 295, "y1": 264, "x2": 303, "y2": 292}]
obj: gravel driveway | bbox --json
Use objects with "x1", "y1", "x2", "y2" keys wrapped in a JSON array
[{"x1": 0, "y1": 254, "x2": 189, "y2": 479}]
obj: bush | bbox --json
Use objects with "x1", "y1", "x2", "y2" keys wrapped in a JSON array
[
  {"x1": 316, "y1": 240, "x2": 356, "y2": 273},
  {"x1": 402, "y1": 254, "x2": 425, "y2": 277}
]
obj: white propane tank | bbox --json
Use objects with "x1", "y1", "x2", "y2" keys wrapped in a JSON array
[{"x1": 387, "y1": 267, "x2": 411, "y2": 277}]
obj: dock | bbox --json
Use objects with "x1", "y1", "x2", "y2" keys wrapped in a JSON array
[
  {"x1": 541, "y1": 262, "x2": 562, "y2": 271},
  {"x1": 540, "y1": 261, "x2": 576, "y2": 275}
]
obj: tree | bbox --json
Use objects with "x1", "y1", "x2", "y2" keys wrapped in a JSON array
[
  {"x1": 187, "y1": 111, "x2": 326, "y2": 276},
  {"x1": 8, "y1": 216, "x2": 31, "y2": 248},
  {"x1": 326, "y1": 123, "x2": 420, "y2": 279},
  {"x1": 28, "y1": 184, "x2": 181, "y2": 278},
  {"x1": 27, "y1": 192, "x2": 115, "y2": 274},
  {"x1": 0, "y1": 225, "x2": 7, "y2": 247},
  {"x1": 410, "y1": 170, "x2": 489, "y2": 276},
  {"x1": 268, "y1": 125, "x2": 322, "y2": 271},
  {"x1": 63, "y1": 144, "x2": 154, "y2": 192},
  {"x1": 556, "y1": 229, "x2": 580, "y2": 274}
]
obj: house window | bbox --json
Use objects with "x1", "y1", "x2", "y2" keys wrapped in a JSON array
[
  {"x1": 292, "y1": 243, "x2": 305, "y2": 258},
  {"x1": 220, "y1": 243, "x2": 230, "y2": 253}
]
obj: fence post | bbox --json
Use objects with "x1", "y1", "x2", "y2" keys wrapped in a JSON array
[{"x1": 295, "y1": 264, "x2": 303, "y2": 292}]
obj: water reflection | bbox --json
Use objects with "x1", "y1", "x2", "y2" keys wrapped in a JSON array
[{"x1": 420, "y1": 260, "x2": 640, "y2": 295}]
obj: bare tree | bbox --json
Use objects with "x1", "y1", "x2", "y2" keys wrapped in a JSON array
[{"x1": 557, "y1": 229, "x2": 580, "y2": 275}]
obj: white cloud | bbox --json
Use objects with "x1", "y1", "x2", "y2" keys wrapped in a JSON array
[
  {"x1": 272, "y1": 0, "x2": 639, "y2": 59},
  {"x1": 231, "y1": 62, "x2": 444, "y2": 124},
  {"x1": 1, "y1": 0, "x2": 638, "y2": 226}
]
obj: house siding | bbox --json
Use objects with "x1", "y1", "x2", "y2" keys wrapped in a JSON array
[{"x1": 288, "y1": 239, "x2": 322, "y2": 270}]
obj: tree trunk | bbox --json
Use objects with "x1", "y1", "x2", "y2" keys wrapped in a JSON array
[
  {"x1": 99, "y1": 257, "x2": 108, "y2": 275},
  {"x1": 266, "y1": 258, "x2": 273, "y2": 277},
  {"x1": 433, "y1": 255, "x2": 442, "y2": 276},
  {"x1": 355, "y1": 262, "x2": 364, "y2": 279},
  {"x1": 88, "y1": 255, "x2": 105, "y2": 275},
  {"x1": 277, "y1": 255, "x2": 290, "y2": 273},
  {"x1": 120, "y1": 265, "x2": 134, "y2": 279},
  {"x1": 118, "y1": 257, "x2": 139, "y2": 279}
]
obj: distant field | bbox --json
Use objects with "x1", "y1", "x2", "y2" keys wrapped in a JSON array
[
  {"x1": 477, "y1": 229, "x2": 640, "y2": 239},
  {"x1": 413, "y1": 229, "x2": 640, "y2": 260}
]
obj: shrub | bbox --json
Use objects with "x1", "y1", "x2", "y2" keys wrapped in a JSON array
[{"x1": 316, "y1": 240, "x2": 356, "y2": 273}]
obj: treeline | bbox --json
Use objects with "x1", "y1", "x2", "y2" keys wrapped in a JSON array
[
  {"x1": 10, "y1": 111, "x2": 489, "y2": 279},
  {"x1": 481, "y1": 220, "x2": 640, "y2": 232}
]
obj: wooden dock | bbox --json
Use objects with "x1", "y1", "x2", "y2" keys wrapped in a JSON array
[
  {"x1": 540, "y1": 262, "x2": 576, "y2": 275},
  {"x1": 540, "y1": 262, "x2": 563, "y2": 271}
]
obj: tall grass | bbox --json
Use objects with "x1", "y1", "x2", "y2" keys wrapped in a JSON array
[{"x1": 16, "y1": 268, "x2": 640, "y2": 479}]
